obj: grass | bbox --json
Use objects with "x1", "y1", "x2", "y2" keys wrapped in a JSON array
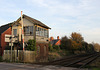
[
  {"x1": 48, "y1": 52, "x2": 61, "y2": 61},
  {"x1": 92, "y1": 68, "x2": 100, "y2": 70},
  {"x1": 85, "y1": 65, "x2": 100, "y2": 70}
]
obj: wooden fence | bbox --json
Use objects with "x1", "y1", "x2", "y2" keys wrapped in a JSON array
[{"x1": 3, "y1": 50, "x2": 36, "y2": 63}]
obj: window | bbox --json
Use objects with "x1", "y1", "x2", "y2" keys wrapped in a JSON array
[
  {"x1": 41, "y1": 28, "x2": 44, "y2": 36},
  {"x1": 24, "y1": 26, "x2": 33, "y2": 35},
  {"x1": 44, "y1": 29, "x2": 48, "y2": 38},
  {"x1": 44, "y1": 29, "x2": 46, "y2": 37},
  {"x1": 38, "y1": 27, "x2": 40, "y2": 31},
  {"x1": 13, "y1": 29, "x2": 17, "y2": 36},
  {"x1": 30, "y1": 26, "x2": 33, "y2": 35},
  {"x1": 25, "y1": 26, "x2": 29, "y2": 34},
  {"x1": 36, "y1": 27, "x2": 49, "y2": 38},
  {"x1": 36, "y1": 27, "x2": 40, "y2": 36},
  {"x1": 40, "y1": 28, "x2": 42, "y2": 36}
]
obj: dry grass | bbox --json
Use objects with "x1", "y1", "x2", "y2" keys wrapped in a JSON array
[{"x1": 48, "y1": 52, "x2": 62, "y2": 61}]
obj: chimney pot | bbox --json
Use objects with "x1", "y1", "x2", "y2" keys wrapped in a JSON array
[
  {"x1": 57, "y1": 36, "x2": 59, "y2": 40},
  {"x1": 21, "y1": 11, "x2": 23, "y2": 16},
  {"x1": 50, "y1": 37, "x2": 54, "y2": 41}
]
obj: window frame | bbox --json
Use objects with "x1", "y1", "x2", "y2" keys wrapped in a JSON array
[
  {"x1": 24, "y1": 26, "x2": 33, "y2": 36},
  {"x1": 13, "y1": 29, "x2": 17, "y2": 36},
  {"x1": 36, "y1": 27, "x2": 48, "y2": 38}
]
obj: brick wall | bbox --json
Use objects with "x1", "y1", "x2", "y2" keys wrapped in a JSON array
[
  {"x1": 36, "y1": 42, "x2": 48, "y2": 61},
  {"x1": 1, "y1": 27, "x2": 11, "y2": 55},
  {"x1": 0, "y1": 36, "x2": 1, "y2": 55}
]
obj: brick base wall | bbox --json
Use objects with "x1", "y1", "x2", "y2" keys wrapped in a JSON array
[{"x1": 36, "y1": 42, "x2": 48, "y2": 62}]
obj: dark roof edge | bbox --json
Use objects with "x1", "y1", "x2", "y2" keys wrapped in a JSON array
[
  {"x1": 0, "y1": 27, "x2": 11, "y2": 35},
  {"x1": 0, "y1": 22, "x2": 13, "y2": 35},
  {"x1": 0, "y1": 22, "x2": 13, "y2": 27}
]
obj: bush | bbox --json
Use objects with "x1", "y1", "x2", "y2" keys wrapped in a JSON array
[
  {"x1": 26, "y1": 39, "x2": 36, "y2": 51},
  {"x1": 48, "y1": 44, "x2": 53, "y2": 52},
  {"x1": 53, "y1": 45, "x2": 60, "y2": 51}
]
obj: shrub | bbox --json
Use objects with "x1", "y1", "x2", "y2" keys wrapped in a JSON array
[
  {"x1": 26, "y1": 39, "x2": 36, "y2": 51},
  {"x1": 48, "y1": 44, "x2": 53, "y2": 52},
  {"x1": 53, "y1": 45, "x2": 60, "y2": 51}
]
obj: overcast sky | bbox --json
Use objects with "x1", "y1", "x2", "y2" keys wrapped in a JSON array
[{"x1": 0, "y1": 0, "x2": 100, "y2": 44}]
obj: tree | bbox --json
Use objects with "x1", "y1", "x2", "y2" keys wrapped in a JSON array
[
  {"x1": 70, "y1": 32, "x2": 84, "y2": 43},
  {"x1": 71, "y1": 40, "x2": 80, "y2": 50},
  {"x1": 82, "y1": 41, "x2": 88, "y2": 52},
  {"x1": 60, "y1": 36, "x2": 72, "y2": 50},
  {"x1": 93, "y1": 43, "x2": 100, "y2": 52},
  {"x1": 88, "y1": 44, "x2": 95, "y2": 52},
  {"x1": 26, "y1": 39, "x2": 36, "y2": 51},
  {"x1": 70, "y1": 32, "x2": 84, "y2": 52}
]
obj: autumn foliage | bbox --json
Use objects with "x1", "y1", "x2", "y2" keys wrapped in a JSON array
[{"x1": 60, "y1": 32, "x2": 95, "y2": 53}]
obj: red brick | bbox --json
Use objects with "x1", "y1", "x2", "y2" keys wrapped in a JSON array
[{"x1": 0, "y1": 27, "x2": 11, "y2": 55}]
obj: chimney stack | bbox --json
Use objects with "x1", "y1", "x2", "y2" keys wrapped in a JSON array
[
  {"x1": 21, "y1": 11, "x2": 23, "y2": 16},
  {"x1": 57, "y1": 36, "x2": 59, "y2": 40},
  {"x1": 50, "y1": 37, "x2": 54, "y2": 41}
]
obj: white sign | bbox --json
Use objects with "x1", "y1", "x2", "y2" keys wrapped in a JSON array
[
  {"x1": 5, "y1": 34, "x2": 18, "y2": 42},
  {"x1": 9, "y1": 43, "x2": 13, "y2": 46}
]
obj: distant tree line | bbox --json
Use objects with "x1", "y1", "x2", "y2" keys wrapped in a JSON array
[
  {"x1": 49, "y1": 32, "x2": 99, "y2": 54},
  {"x1": 60, "y1": 32, "x2": 95, "y2": 53}
]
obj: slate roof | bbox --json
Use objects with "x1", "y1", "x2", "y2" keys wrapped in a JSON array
[
  {"x1": 50, "y1": 39, "x2": 59, "y2": 45},
  {"x1": 15, "y1": 14, "x2": 51, "y2": 29},
  {"x1": 0, "y1": 23, "x2": 12, "y2": 35}
]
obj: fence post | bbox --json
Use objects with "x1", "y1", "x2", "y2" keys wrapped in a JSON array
[
  {"x1": 14, "y1": 50, "x2": 16, "y2": 61},
  {"x1": 8, "y1": 50, "x2": 9, "y2": 60},
  {"x1": 3, "y1": 50, "x2": 5, "y2": 60}
]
